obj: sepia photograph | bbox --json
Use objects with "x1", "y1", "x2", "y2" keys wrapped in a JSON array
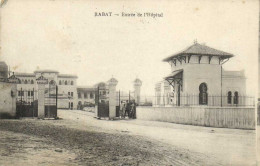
[{"x1": 0, "y1": 0, "x2": 259, "y2": 165}]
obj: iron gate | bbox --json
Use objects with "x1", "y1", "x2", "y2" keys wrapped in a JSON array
[
  {"x1": 116, "y1": 90, "x2": 136, "y2": 119},
  {"x1": 16, "y1": 88, "x2": 38, "y2": 117},
  {"x1": 96, "y1": 85, "x2": 109, "y2": 118},
  {"x1": 44, "y1": 80, "x2": 58, "y2": 118}
]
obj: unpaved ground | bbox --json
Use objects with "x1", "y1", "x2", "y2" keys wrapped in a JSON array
[
  {"x1": 0, "y1": 109, "x2": 256, "y2": 166},
  {"x1": 0, "y1": 131, "x2": 76, "y2": 166},
  {"x1": 60, "y1": 110, "x2": 256, "y2": 166},
  {"x1": 0, "y1": 119, "x2": 218, "y2": 165},
  {"x1": 257, "y1": 126, "x2": 260, "y2": 166}
]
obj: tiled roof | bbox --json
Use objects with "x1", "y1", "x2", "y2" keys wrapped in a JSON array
[
  {"x1": 163, "y1": 43, "x2": 234, "y2": 62},
  {"x1": 58, "y1": 74, "x2": 78, "y2": 78},
  {"x1": 15, "y1": 72, "x2": 35, "y2": 77},
  {"x1": 34, "y1": 69, "x2": 59, "y2": 74},
  {"x1": 77, "y1": 86, "x2": 96, "y2": 91}
]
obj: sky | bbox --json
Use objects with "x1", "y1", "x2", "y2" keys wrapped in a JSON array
[{"x1": 0, "y1": 0, "x2": 259, "y2": 96}]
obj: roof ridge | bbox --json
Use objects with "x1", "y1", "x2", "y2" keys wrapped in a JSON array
[{"x1": 163, "y1": 42, "x2": 233, "y2": 62}]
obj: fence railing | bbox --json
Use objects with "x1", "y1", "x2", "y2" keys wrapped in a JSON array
[
  {"x1": 17, "y1": 89, "x2": 38, "y2": 105},
  {"x1": 152, "y1": 95, "x2": 255, "y2": 107},
  {"x1": 138, "y1": 95, "x2": 255, "y2": 107}
]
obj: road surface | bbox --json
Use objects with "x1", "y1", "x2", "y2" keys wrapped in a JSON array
[{"x1": 0, "y1": 109, "x2": 256, "y2": 165}]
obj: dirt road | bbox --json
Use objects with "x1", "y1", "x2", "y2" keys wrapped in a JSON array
[
  {"x1": 257, "y1": 126, "x2": 260, "y2": 166},
  {"x1": 0, "y1": 109, "x2": 256, "y2": 166}
]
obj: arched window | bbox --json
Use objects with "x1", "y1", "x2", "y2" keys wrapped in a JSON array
[
  {"x1": 227, "y1": 91, "x2": 232, "y2": 104},
  {"x1": 71, "y1": 81, "x2": 74, "y2": 85},
  {"x1": 199, "y1": 83, "x2": 208, "y2": 105},
  {"x1": 49, "y1": 80, "x2": 56, "y2": 85},
  {"x1": 59, "y1": 80, "x2": 62, "y2": 85},
  {"x1": 234, "y1": 91, "x2": 239, "y2": 104},
  {"x1": 24, "y1": 80, "x2": 28, "y2": 84},
  {"x1": 65, "y1": 80, "x2": 67, "y2": 85},
  {"x1": 31, "y1": 80, "x2": 34, "y2": 84}
]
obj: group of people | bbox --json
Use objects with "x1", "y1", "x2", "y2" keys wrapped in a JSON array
[{"x1": 119, "y1": 100, "x2": 136, "y2": 119}]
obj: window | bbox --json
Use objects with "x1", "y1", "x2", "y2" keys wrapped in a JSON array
[
  {"x1": 28, "y1": 91, "x2": 31, "y2": 96},
  {"x1": 18, "y1": 91, "x2": 21, "y2": 96},
  {"x1": 59, "y1": 80, "x2": 62, "y2": 85},
  {"x1": 84, "y1": 93, "x2": 87, "y2": 99},
  {"x1": 71, "y1": 102, "x2": 73, "y2": 109},
  {"x1": 199, "y1": 83, "x2": 208, "y2": 105},
  {"x1": 78, "y1": 93, "x2": 81, "y2": 98},
  {"x1": 31, "y1": 80, "x2": 34, "y2": 84},
  {"x1": 49, "y1": 80, "x2": 56, "y2": 85},
  {"x1": 78, "y1": 101, "x2": 82, "y2": 105},
  {"x1": 103, "y1": 91, "x2": 106, "y2": 95},
  {"x1": 31, "y1": 91, "x2": 34, "y2": 96},
  {"x1": 24, "y1": 80, "x2": 28, "y2": 84},
  {"x1": 68, "y1": 92, "x2": 70, "y2": 96},
  {"x1": 227, "y1": 91, "x2": 232, "y2": 104},
  {"x1": 71, "y1": 81, "x2": 74, "y2": 85},
  {"x1": 90, "y1": 92, "x2": 93, "y2": 99},
  {"x1": 234, "y1": 91, "x2": 239, "y2": 104},
  {"x1": 71, "y1": 92, "x2": 73, "y2": 97},
  {"x1": 65, "y1": 80, "x2": 67, "y2": 85}
]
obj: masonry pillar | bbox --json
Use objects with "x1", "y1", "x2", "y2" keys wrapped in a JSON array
[
  {"x1": 134, "y1": 78, "x2": 142, "y2": 105},
  {"x1": 36, "y1": 75, "x2": 48, "y2": 119},
  {"x1": 108, "y1": 77, "x2": 118, "y2": 119},
  {"x1": 7, "y1": 73, "x2": 21, "y2": 116}
]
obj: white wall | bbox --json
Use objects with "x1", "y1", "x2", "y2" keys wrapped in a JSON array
[
  {"x1": 0, "y1": 82, "x2": 17, "y2": 116},
  {"x1": 137, "y1": 106, "x2": 255, "y2": 129},
  {"x1": 183, "y1": 64, "x2": 221, "y2": 95}
]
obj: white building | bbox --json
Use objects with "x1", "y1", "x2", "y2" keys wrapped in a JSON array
[
  {"x1": 155, "y1": 42, "x2": 247, "y2": 107},
  {"x1": 15, "y1": 70, "x2": 78, "y2": 109}
]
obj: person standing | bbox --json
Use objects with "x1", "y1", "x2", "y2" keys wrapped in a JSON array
[
  {"x1": 124, "y1": 100, "x2": 130, "y2": 118},
  {"x1": 120, "y1": 101, "x2": 125, "y2": 119}
]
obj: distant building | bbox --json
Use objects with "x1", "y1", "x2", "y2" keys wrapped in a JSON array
[
  {"x1": 77, "y1": 86, "x2": 96, "y2": 108},
  {"x1": 15, "y1": 70, "x2": 78, "y2": 109},
  {"x1": 0, "y1": 61, "x2": 8, "y2": 79},
  {"x1": 155, "y1": 42, "x2": 247, "y2": 107}
]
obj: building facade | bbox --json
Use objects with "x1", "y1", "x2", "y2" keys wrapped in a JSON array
[
  {"x1": 14, "y1": 69, "x2": 111, "y2": 110},
  {"x1": 155, "y1": 42, "x2": 247, "y2": 107},
  {"x1": 15, "y1": 70, "x2": 79, "y2": 109}
]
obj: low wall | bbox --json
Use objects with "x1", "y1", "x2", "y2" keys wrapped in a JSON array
[
  {"x1": 136, "y1": 106, "x2": 255, "y2": 129},
  {"x1": 0, "y1": 82, "x2": 17, "y2": 117}
]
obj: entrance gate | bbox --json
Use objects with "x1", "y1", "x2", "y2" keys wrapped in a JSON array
[
  {"x1": 96, "y1": 85, "x2": 109, "y2": 118},
  {"x1": 116, "y1": 90, "x2": 136, "y2": 118},
  {"x1": 16, "y1": 88, "x2": 38, "y2": 117},
  {"x1": 44, "y1": 80, "x2": 58, "y2": 118}
]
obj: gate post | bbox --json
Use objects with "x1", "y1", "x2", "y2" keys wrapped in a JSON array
[
  {"x1": 7, "y1": 73, "x2": 21, "y2": 117},
  {"x1": 36, "y1": 75, "x2": 48, "y2": 119},
  {"x1": 134, "y1": 78, "x2": 142, "y2": 105},
  {"x1": 108, "y1": 77, "x2": 118, "y2": 119}
]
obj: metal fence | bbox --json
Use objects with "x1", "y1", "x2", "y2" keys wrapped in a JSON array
[{"x1": 140, "y1": 95, "x2": 255, "y2": 107}]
